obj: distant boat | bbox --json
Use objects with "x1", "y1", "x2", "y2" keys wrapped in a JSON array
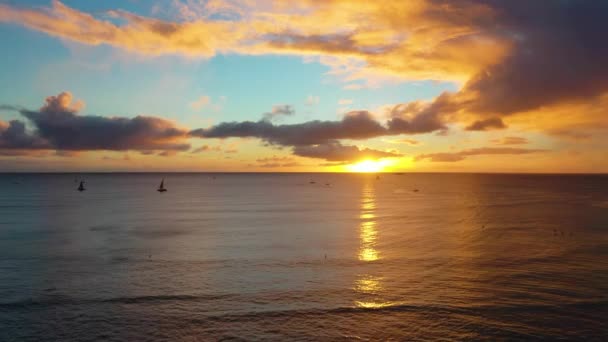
[
  {"x1": 157, "y1": 179, "x2": 167, "y2": 192},
  {"x1": 309, "y1": 180, "x2": 316, "y2": 184},
  {"x1": 77, "y1": 181, "x2": 85, "y2": 192}
]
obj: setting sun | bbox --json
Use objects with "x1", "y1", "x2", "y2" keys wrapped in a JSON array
[{"x1": 348, "y1": 159, "x2": 394, "y2": 173}]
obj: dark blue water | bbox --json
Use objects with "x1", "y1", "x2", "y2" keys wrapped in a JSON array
[{"x1": 0, "y1": 173, "x2": 607, "y2": 340}]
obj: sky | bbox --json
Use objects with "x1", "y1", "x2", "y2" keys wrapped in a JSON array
[{"x1": 0, "y1": 0, "x2": 606, "y2": 173}]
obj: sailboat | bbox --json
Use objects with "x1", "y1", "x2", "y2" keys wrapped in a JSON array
[
  {"x1": 157, "y1": 179, "x2": 167, "y2": 192},
  {"x1": 77, "y1": 181, "x2": 85, "y2": 192}
]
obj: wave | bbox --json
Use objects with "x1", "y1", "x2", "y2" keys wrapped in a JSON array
[
  {"x1": 0, "y1": 294, "x2": 234, "y2": 309},
  {"x1": 198, "y1": 300, "x2": 608, "y2": 323},
  {"x1": 2, "y1": 294, "x2": 606, "y2": 320}
]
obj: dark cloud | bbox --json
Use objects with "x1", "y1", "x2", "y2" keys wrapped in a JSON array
[
  {"x1": 375, "y1": 1, "x2": 608, "y2": 134},
  {"x1": 385, "y1": 96, "x2": 449, "y2": 134},
  {"x1": 415, "y1": 147, "x2": 545, "y2": 162},
  {"x1": 0, "y1": 120, "x2": 49, "y2": 150},
  {"x1": 190, "y1": 109, "x2": 438, "y2": 161},
  {"x1": 192, "y1": 110, "x2": 443, "y2": 146},
  {"x1": 465, "y1": 117, "x2": 506, "y2": 131},
  {"x1": 463, "y1": 1, "x2": 608, "y2": 116},
  {"x1": 3, "y1": 92, "x2": 191, "y2": 153},
  {"x1": 293, "y1": 141, "x2": 401, "y2": 162}
]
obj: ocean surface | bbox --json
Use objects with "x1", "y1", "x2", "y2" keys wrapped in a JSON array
[{"x1": 0, "y1": 173, "x2": 607, "y2": 341}]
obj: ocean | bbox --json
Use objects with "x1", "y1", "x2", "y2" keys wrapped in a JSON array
[{"x1": 0, "y1": 173, "x2": 607, "y2": 341}]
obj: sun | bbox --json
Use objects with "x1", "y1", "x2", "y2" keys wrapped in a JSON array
[{"x1": 347, "y1": 159, "x2": 393, "y2": 173}]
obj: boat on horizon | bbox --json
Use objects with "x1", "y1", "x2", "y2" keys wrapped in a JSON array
[
  {"x1": 77, "y1": 181, "x2": 85, "y2": 192},
  {"x1": 157, "y1": 179, "x2": 167, "y2": 192}
]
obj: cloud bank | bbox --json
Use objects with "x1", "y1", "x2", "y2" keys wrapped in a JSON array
[
  {"x1": 2, "y1": 92, "x2": 190, "y2": 153},
  {"x1": 415, "y1": 147, "x2": 545, "y2": 163},
  {"x1": 2, "y1": 1, "x2": 607, "y2": 168},
  {"x1": 190, "y1": 110, "x2": 437, "y2": 161},
  {"x1": 1, "y1": 1, "x2": 606, "y2": 139}
]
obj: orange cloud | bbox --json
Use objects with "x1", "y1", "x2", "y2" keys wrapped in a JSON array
[
  {"x1": 0, "y1": 0, "x2": 510, "y2": 82},
  {"x1": 491, "y1": 137, "x2": 529, "y2": 145},
  {"x1": 0, "y1": 0, "x2": 246, "y2": 57},
  {"x1": 415, "y1": 147, "x2": 546, "y2": 163},
  {"x1": 190, "y1": 95, "x2": 211, "y2": 110}
]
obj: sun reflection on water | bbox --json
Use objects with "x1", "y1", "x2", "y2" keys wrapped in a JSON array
[
  {"x1": 354, "y1": 301, "x2": 393, "y2": 309},
  {"x1": 354, "y1": 275, "x2": 394, "y2": 309},
  {"x1": 355, "y1": 275, "x2": 382, "y2": 292},
  {"x1": 359, "y1": 182, "x2": 379, "y2": 262},
  {"x1": 355, "y1": 182, "x2": 393, "y2": 309}
]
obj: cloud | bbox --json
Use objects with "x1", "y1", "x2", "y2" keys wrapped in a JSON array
[
  {"x1": 189, "y1": 108, "x2": 445, "y2": 161},
  {"x1": 0, "y1": 0, "x2": 507, "y2": 82},
  {"x1": 262, "y1": 104, "x2": 295, "y2": 122},
  {"x1": 192, "y1": 110, "x2": 444, "y2": 148},
  {"x1": 463, "y1": 2, "x2": 608, "y2": 116},
  {"x1": 3, "y1": 92, "x2": 190, "y2": 153},
  {"x1": 101, "y1": 154, "x2": 130, "y2": 161},
  {"x1": 465, "y1": 117, "x2": 506, "y2": 131},
  {"x1": 394, "y1": 1, "x2": 608, "y2": 135},
  {"x1": 492, "y1": 137, "x2": 528, "y2": 145},
  {"x1": 338, "y1": 99, "x2": 353, "y2": 105},
  {"x1": 391, "y1": 138, "x2": 420, "y2": 146},
  {"x1": 190, "y1": 95, "x2": 211, "y2": 110},
  {"x1": 305, "y1": 95, "x2": 320, "y2": 106},
  {"x1": 293, "y1": 141, "x2": 401, "y2": 162},
  {"x1": 2, "y1": 0, "x2": 607, "y2": 155},
  {"x1": 191, "y1": 145, "x2": 210, "y2": 153},
  {"x1": 0, "y1": 120, "x2": 50, "y2": 150},
  {"x1": 257, "y1": 162, "x2": 301, "y2": 168},
  {"x1": 256, "y1": 155, "x2": 294, "y2": 163},
  {"x1": 256, "y1": 155, "x2": 301, "y2": 167},
  {"x1": 415, "y1": 147, "x2": 545, "y2": 163},
  {"x1": 0, "y1": 0, "x2": 246, "y2": 57},
  {"x1": 158, "y1": 150, "x2": 178, "y2": 157},
  {"x1": 548, "y1": 130, "x2": 592, "y2": 141},
  {"x1": 191, "y1": 143, "x2": 234, "y2": 153},
  {"x1": 223, "y1": 147, "x2": 238, "y2": 154},
  {"x1": 41, "y1": 91, "x2": 85, "y2": 113}
]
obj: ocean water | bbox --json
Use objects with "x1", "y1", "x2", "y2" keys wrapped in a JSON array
[{"x1": 0, "y1": 173, "x2": 607, "y2": 341}]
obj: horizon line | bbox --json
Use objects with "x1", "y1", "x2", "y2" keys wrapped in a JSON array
[{"x1": 1, "y1": 171, "x2": 607, "y2": 176}]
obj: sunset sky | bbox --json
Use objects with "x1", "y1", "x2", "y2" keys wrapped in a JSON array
[{"x1": 0, "y1": 0, "x2": 606, "y2": 172}]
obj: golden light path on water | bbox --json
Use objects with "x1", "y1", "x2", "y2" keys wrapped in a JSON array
[
  {"x1": 359, "y1": 181, "x2": 379, "y2": 262},
  {"x1": 355, "y1": 180, "x2": 394, "y2": 309}
]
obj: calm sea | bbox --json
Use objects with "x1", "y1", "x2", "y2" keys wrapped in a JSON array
[{"x1": 0, "y1": 173, "x2": 607, "y2": 341}]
